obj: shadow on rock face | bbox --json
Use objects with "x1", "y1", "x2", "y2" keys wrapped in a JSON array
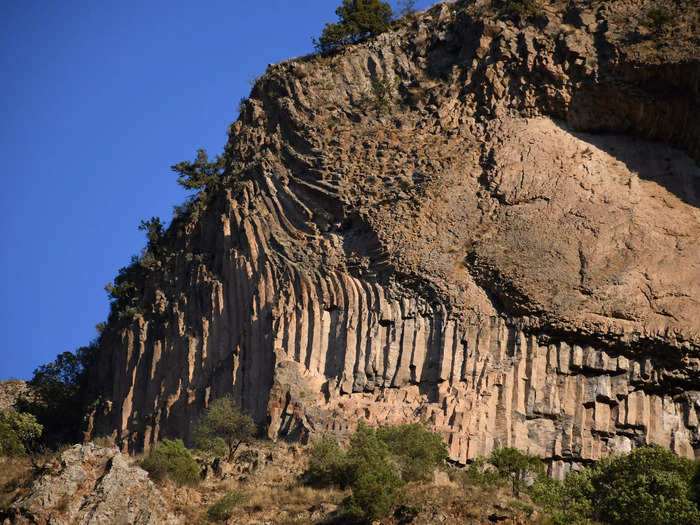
[{"x1": 556, "y1": 123, "x2": 699, "y2": 210}]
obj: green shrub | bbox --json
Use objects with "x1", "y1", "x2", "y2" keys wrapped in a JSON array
[
  {"x1": 488, "y1": 447, "x2": 544, "y2": 496},
  {"x1": 455, "y1": 456, "x2": 505, "y2": 487},
  {"x1": 529, "y1": 473, "x2": 593, "y2": 525},
  {"x1": 343, "y1": 422, "x2": 404, "y2": 521},
  {"x1": 104, "y1": 258, "x2": 142, "y2": 312},
  {"x1": 503, "y1": 0, "x2": 542, "y2": 20},
  {"x1": 104, "y1": 280, "x2": 136, "y2": 302},
  {"x1": 344, "y1": 421, "x2": 390, "y2": 474},
  {"x1": 306, "y1": 422, "x2": 450, "y2": 520},
  {"x1": 396, "y1": 178, "x2": 412, "y2": 191},
  {"x1": 342, "y1": 456, "x2": 404, "y2": 521},
  {"x1": 306, "y1": 422, "x2": 406, "y2": 521},
  {"x1": 171, "y1": 148, "x2": 225, "y2": 191},
  {"x1": 528, "y1": 446, "x2": 700, "y2": 525},
  {"x1": 370, "y1": 75, "x2": 393, "y2": 112},
  {"x1": 194, "y1": 395, "x2": 256, "y2": 461},
  {"x1": 138, "y1": 217, "x2": 165, "y2": 255},
  {"x1": 692, "y1": 463, "x2": 700, "y2": 506},
  {"x1": 307, "y1": 435, "x2": 352, "y2": 487},
  {"x1": 0, "y1": 420, "x2": 25, "y2": 456},
  {"x1": 195, "y1": 436, "x2": 227, "y2": 459},
  {"x1": 0, "y1": 410, "x2": 42, "y2": 455},
  {"x1": 313, "y1": 0, "x2": 393, "y2": 54},
  {"x1": 589, "y1": 445, "x2": 700, "y2": 525},
  {"x1": 206, "y1": 490, "x2": 247, "y2": 522},
  {"x1": 376, "y1": 423, "x2": 447, "y2": 482},
  {"x1": 508, "y1": 499, "x2": 534, "y2": 518},
  {"x1": 141, "y1": 439, "x2": 200, "y2": 486}
]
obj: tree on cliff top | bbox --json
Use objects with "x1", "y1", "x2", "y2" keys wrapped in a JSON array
[
  {"x1": 171, "y1": 148, "x2": 224, "y2": 191},
  {"x1": 194, "y1": 395, "x2": 255, "y2": 461},
  {"x1": 313, "y1": 0, "x2": 393, "y2": 54}
]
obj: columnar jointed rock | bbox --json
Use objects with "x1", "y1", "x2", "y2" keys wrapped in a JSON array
[
  {"x1": 87, "y1": 0, "x2": 700, "y2": 476},
  {"x1": 8, "y1": 443, "x2": 181, "y2": 525}
]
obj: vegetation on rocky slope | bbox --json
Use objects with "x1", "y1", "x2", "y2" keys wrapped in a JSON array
[
  {"x1": 141, "y1": 439, "x2": 201, "y2": 487},
  {"x1": 2, "y1": 0, "x2": 698, "y2": 523},
  {"x1": 6, "y1": 429, "x2": 700, "y2": 524},
  {"x1": 0, "y1": 410, "x2": 41, "y2": 456},
  {"x1": 194, "y1": 395, "x2": 256, "y2": 461},
  {"x1": 313, "y1": 0, "x2": 394, "y2": 54}
]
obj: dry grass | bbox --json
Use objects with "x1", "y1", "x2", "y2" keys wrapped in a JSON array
[
  {"x1": 146, "y1": 439, "x2": 344, "y2": 524},
  {"x1": 3, "y1": 444, "x2": 550, "y2": 525},
  {"x1": 245, "y1": 484, "x2": 344, "y2": 513},
  {"x1": 396, "y1": 479, "x2": 544, "y2": 525},
  {"x1": 0, "y1": 456, "x2": 35, "y2": 515}
]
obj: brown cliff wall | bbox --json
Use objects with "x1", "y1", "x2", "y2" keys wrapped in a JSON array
[{"x1": 88, "y1": 0, "x2": 700, "y2": 476}]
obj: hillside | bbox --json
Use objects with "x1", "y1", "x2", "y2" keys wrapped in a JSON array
[{"x1": 83, "y1": 0, "x2": 699, "y2": 483}]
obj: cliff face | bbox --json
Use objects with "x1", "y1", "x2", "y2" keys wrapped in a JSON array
[{"x1": 88, "y1": 0, "x2": 700, "y2": 477}]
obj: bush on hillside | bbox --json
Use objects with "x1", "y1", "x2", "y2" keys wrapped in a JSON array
[
  {"x1": 370, "y1": 74, "x2": 394, "y2": 112},
  {"x1": 376, "y1": 423, "x2": 448, "y2": 482},
  {"x1": 313, "y1": 0, "x2": 393, "y2": 54},
  {"x1": 307, "y1": 435, "x2": 352, "y2": 487},
  {"x1": 0, "y1": 410, "x2": 42, "y2": 456},
  {"x1": 501, "y1": 0, "x2": 542, "y2": 20},
  {"x1": 194, "y1": 395, "x2": 256, "y2": 461},
  {"x1": 206, "y1": 490, "x2": 247, "y2": 522},
  {"x1": 529, "y1": 471, "x2": 594, "y2": 525},
  {"x1": 488, "y1": 447, "x2": 544, "y2": 496},
  {"x1": 0, "y1": 420, "x2": 25, "y2": 457},
  {"x1": 343, "y1": 454, "x2": 404, "y2": 521},
  {"x1": 589, "y1": 445, "x2": 700, "y2": 525},
  {"x1": 141, "y1": 439, "x2": 200, "y2": 486},
  {"x1": 528, "y1": 445, "x2": 700, "y2": 525},
  {"x1": 306, "y1": 421, "x2": 447, "y2": 521},
  {"x1": 452, "y1": 456, "x2": 506, "y2": 487},
  {"x1": 342, "y1": 422, "x2": 404, "y2": 521}
]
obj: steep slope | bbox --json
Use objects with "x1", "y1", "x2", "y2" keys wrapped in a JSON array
[{"x1": 87, "y1": 0, "x2": 700, "y2": 477}]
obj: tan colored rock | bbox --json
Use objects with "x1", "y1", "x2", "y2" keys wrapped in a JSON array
[
  {"x1": 86, "y1": 0, "x2": 700, "y2": 477},
  {"x1": 0, "y1": 380, "x2": 28, "y2": 413},
  {"x1": 8, "y1": 443, "x2": 181, "y2": 525}
]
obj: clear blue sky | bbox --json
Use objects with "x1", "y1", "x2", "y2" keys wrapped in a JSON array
[{"x1": 0, "y1": 0, "x2": 438, "y2": 380}]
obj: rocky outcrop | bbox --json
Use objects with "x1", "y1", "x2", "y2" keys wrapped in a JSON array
[
  {"x1": 6, "y1": 443, "x2": 181, "y2": 525},
  {"x1": 87, "y1": 0, "x2": 700, "y2": 476},
  {"x1": 0, "y1": 381, "x2": 28, "y2": 413}
]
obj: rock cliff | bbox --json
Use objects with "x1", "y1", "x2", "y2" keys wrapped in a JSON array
[{"x1": 87, "y1": 0, "x2": 700, "y2": 477}]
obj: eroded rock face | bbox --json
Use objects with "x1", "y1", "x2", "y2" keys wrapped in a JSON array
[
  {"x1": 7, "y1": 443, "x2": 181, "y2": 525},
  {"x1": 0, "y1": 381, "x2": 28, "y2": 413},
  {"x1": 88, "y1": 0, "x2": 700, "y2": 476}
]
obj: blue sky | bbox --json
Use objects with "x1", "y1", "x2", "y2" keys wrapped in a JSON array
[{"x1": 0, "y1": 0, "x2": 438, "y2": 380}]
